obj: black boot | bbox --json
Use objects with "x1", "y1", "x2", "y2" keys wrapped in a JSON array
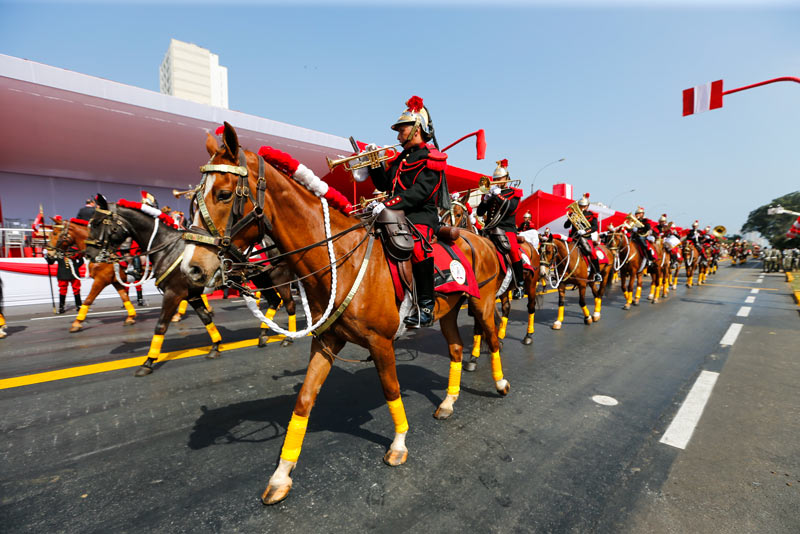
[
  {"x1": 511, "y1": 260, "x2": 525, "y2": 299},
  {"x1": 591, "y1": 259, "x2": 603, "y2": 282},
  {"x1": 136, "y1": 288, "x2": 145, "y2": 307},
  {"x1": 74, "y1": 293, "x2": 82, "y2": 311},
  {"x1": 405, "y1": 258, "x2": 435, "y2": 328},
  {"x1": 58, "y1": 294, "x2": 66, "y2": 314}
]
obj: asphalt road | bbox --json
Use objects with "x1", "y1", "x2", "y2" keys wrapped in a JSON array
[{"x1": 1, "y1": 261, "x2": 797, "y2": 533}]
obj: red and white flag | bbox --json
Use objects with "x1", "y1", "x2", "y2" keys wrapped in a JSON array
[{"x1": 683, "y1": 80, "x2": 723, "y2": 116}]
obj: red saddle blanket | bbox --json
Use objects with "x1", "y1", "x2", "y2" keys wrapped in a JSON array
[
  {"x1": 386, "y1": 241, "x2": 479, "y2": 301},
  {"x1": 495, "y1": 250, "x2": 537, "y2": 274}
]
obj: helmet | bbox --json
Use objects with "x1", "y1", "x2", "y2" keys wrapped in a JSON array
[
  {"x1": 391, "y1": 95, "x2": 432, "y2": 142},
  {"x1": 635, "y1": 206, "x2": 645, "y2": 216},
  {"x1": 659, "y1": 213, "x2": 667, "y2": 223},
  {"x1": 523, "y1": 211, "x2": 531, "y2": 220},
  {"x1": 705, "y1": 225, "x2": 711, "y2": 232},
  {"x1": 141, "y1": 190, "x2": 158, "y2": 209},
  {"x1": 577, "y1": 193, "x2": 590, "y2": 208},
  {"x1": 492, "y1": 159, "x2": 509, "y2": 180},
  {"x1": 692, "y1": 220, "x2": 699, "y2": 228}
]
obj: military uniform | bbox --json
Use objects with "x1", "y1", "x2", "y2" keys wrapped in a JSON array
[
  {"x1": 564, "y1": 202, "x2": 602, "y2": 281},
  {"x1": 46, "y1": 249, "x2": 83, "y2": 313},
  {"x1": 631, "y1": 209, "x2": 656, "y2": 262}
]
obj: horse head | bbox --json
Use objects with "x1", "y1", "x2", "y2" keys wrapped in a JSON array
[{"x1": 84, "y1": 195, "x2": 128, "y2": 262}]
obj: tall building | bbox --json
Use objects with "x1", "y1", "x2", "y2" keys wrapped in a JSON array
[{"x1": 159, "y1": 39, "x2": 228, "y2": 108}]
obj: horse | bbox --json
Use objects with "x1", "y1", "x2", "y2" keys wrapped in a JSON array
[
  {"x1": 683, "y1": 240, "x2": 702, "y2": 287},
  {"x1": 645, "y1": 238, "x2": 669, "y2": 303},
  {"x1": 46, "y1": 218, "x2": 138, "y2": 332},
  {"x1": 538, "y1": 234, "x2": 612, "y2": 328},
  {"x1": 442, "y1": 197, "x2": 541, "y2": 350},
  {"x1": 606, "y1": 229, "x2": 648, "y2": 309},
  {"x1": 182, "y1": 123, "x2": 510, "y2": 504}
]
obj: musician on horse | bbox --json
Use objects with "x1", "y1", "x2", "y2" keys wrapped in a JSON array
[
  {"x1": 563, "y1": 193, "x2": 603, "y2": 283},
  {"x1": 476, "y1": 159, "x2": 526, "y2": 297},
  {"x1": 631, "y1": 206, "x2": 657, "y2": 263},
  {"x1": 367, "y1": 96, "x2": 447, "y2": 328},
  {"x1": 517, "y1": 211, "x2": 533, "y2": 232}
]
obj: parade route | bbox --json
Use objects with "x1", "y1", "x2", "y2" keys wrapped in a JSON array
[{"x1": 1, "y1": 262, "x2": 798, "y2": 533}]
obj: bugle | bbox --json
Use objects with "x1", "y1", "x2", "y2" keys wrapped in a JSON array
[
  {"x1": 173, "y1": 187, "x2": 198, "y2": 199},
  {"x1": 348, "y1": 192, "x2": 389, "y2": 216},
  {"x1": 327, "y1": 144, "x2": 402, "y2": 172}
]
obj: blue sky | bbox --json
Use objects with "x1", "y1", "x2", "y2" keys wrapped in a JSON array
[{"x1": 2, "y1": 1, "x2": 798, "y2": 233}]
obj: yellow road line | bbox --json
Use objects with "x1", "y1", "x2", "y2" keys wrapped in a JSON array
[{"x1": 0, "y1": 335, "x2": 291, "y2": 390}]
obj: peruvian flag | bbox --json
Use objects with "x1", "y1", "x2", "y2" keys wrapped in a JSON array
[{"x1": 683, "y1": 80, "x2": 724, "y2": 116}]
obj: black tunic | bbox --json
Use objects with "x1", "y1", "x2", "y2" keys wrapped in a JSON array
[
  {"x1": 563, "y1": 209, "x2": 598, "y2": 238},
  {"x1": 46, "y1": 253, "x2": 84, "y2": 281},
  {"x1": 477, "y1": 188, "x2": 521, "y2": 233},
  {"x1": 369, "y1": 144, "x2": 443, "y2": 230}
]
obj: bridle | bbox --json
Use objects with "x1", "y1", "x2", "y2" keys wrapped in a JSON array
[{"x1": 46, "y1": 221, "x2": 72, "y2": 259}]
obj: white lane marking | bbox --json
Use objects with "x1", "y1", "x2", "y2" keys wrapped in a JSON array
[
  {"x1": 751, "y1": 288, "x2": 760, "y2": 294},
  {"x1": 31, "y1": 307, "x2": 163, "y2": 320},
  {"x1": 737, "y1": 306, "x2": 751, "y2": 317},
  {"x1": 592, "y1": 395, "x2": 618, "y2": 406},
  {"x1": 745, "y1": 296, "x2": 755, "y2": 304},
  {"x1": 660, "y1": 371, "x2": 720, "y2": 450},
  {"x1": 754, "y1": 279, "x2": 763, "y2": 284},
  {"x1": 720, "y1": 323, "x2": 743, "y2": 346}
]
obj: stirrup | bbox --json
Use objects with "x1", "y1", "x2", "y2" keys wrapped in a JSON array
[{"x1": 593, "y1": 273, "x2": 603, "y2": 282}]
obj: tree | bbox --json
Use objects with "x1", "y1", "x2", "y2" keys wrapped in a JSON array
[{"x1": 741, "y1": 191, "x2": 800, "y2": 248}]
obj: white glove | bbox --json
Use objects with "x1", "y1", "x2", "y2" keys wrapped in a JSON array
[
  {"x1": 371, "y1": 202, "x2": 386, "y2": 216},
  {"x1": 490, "y1": 185, "x2": 501, "y2": 196},
  {"x1": 577, "y1": 229, "x2": 586, "y2": 236},
  {"x1": 647, "y1": 235, "x2": 655, "y2": 243}
]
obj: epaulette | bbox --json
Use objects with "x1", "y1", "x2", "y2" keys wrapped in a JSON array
[{"x1": 426, "y1": 149, "x2": 447, "y2": 171}]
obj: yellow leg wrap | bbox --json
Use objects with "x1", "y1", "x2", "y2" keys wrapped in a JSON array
[
  {"x1": 498, "y1": 316, "x2": 508, "y2": 339},
  {"x1": 201, "y1": 294, "x2": 210, "y2": 308},
  {"x1": 688, "y1": 277, "x2": 693, "y2": 287},
  {"x1": 557, "y1": 306, "x2": 565, "y2": 323},
  {"x1": 288, "y1": 315, "x2": 297, "y2": 332},
  {"x1": 0, "y1": 314, "x2": 5, "y2": 327},
  {"x1": 123, "y1": 300, "x2": 136, "y2": 317},
  {"x1": 205, "y1": 322, "x2": 222, "y2": 343},
  {"x1": 655, "y1": 286, "x2": 662, "y2": 299},
  {"x1": 147, "y1": 334, "x2": 165, "y2": 359},
  {"x1": 387, "y1": 397, "x2": 409, "y2": 434},
  {"x1": 471, "y1": 335, "x2": 481, "y2": 358},
  {"x1": 266, "y1": 308, "x2": 277, "y2": 321},
  {"x1": 178, "y1": 300, "x2": 188, "y2": 315},
  {"x1": 594, "y1": 298, "x2": 602, "y2": 314},
  {"x1": 527, "y1": 313, "x2": 535, "y2": 334},
  {"x1": 635, "y1": 286, "x2": 642, "y2": 299},
  {"x1": 491, "y1": 351, "x2": 504, "y2": 382},
  {"x1": 581, "y1": 305, "x2": 590, "y2": 317},
  {"x1": 76, "y1": 304, "x2": 90, "y2": 322},
  {"x1": 260, "y1": 322, "x2": 268, "y2": 329},
  {"x1": 280, "y1": 413, "x2": 309, "y2": 462},
  {"x1": 255, "y1": 291, "x2": 261, "y2": 305},
  {"x1": 447, "y1": 361, "x2": 462, "y2": 396}
]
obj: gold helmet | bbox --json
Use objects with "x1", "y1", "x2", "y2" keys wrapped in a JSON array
[
  {"x1": 523, "y1": 211, "x2": 531, "y2": 220},
  {"x1": 635, "y1": 206, "x2": 645, "y2": 217},
  {"x1": 391, "y1": 95, "x2": 432, "y2": 142},
  {"x1": 658, "y1": 213, "x2": 667, "y2": 223},
  {"x1": 577, "y1": 192, "x2": 590, "y2": 208},
  {"x1": 492, "y1": 159, "x2": 509, "y2": 180}
]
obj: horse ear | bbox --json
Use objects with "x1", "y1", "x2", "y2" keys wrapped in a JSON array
[
  {"x1": 206, "y1": 132, "x2": 219, "y2": 156},
  {"x1": 96, "y1": 194, "x2": 108, "y2": 211},
  {"x1": 222, "y1": 121, "x2": 239, "y2": 160}
]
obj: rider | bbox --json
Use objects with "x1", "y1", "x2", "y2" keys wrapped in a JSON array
[
  {"x1": 563, "y1": 193, "x2": 603, "y2": 283},
  {"x1": 45, "y1": 216, "x2": 84, "y2": 314},
  {"x1": 517, "y1": 212, "x2": 533, "y2": 232},
  {"x1": 76, "y1": 198, "x2": 96, "y2": 221},
  {"x1": 368, "y1": 95, "x2": 447, "y2": 328},
  {"x1": 631, "y1": 207, "x2": 656, "y2": 263},
  {"x1": 476, "y1": 159, "x2": 526, "y2": 296},
  {"x1": 685, "y1": 220, "x2": 702, "y2": 249}
]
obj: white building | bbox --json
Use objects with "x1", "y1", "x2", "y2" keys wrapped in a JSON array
[{"x1": 159, "y1": 39, "x2": 228, "y2": 109}]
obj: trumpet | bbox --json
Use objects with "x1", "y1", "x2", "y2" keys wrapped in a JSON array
[
  {"x1": 327, "y1": 144, "x2": 402, "y2": 172},
  {"x1": 624, "y1": 213, "x2": 644, "y2": 229},
  {"x1": 348, "y1": 192, "x2": 389, "y2": 216},
  {"x1": 173, "y1": 187, "x2": 199, "y2": 199},
  {"x1": 457, "y1": 176, "x2": 522, "y2": 197},
  {"x1": 566, "y1": 201, "x2": 593, "y2": 233}
]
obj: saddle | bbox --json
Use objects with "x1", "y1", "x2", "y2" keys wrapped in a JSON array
[{"x1": 485, "y1": 226, "x2": 511, "y2": 255}]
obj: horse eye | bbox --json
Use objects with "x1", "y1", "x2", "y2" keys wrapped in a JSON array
[{"x1": 217, "y1": 190, "x2": 233, "y2": 202}]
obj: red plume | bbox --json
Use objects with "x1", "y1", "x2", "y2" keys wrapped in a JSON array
[
  {"x1": 141, "y1": 190, "x2": 149, "y2": 199},
  {"x1": 500, "y1": 158, "x2": 509, "y2": 168},
  {"x1": 584, "y1": 192, "x2": 590, "y2": 199},
  {"x1": 476, "y1": 129, "x2": 486, "y2": 160},
  {"x1": 215, "y1": 125, "x2": 224, "y2": 135},
  {"x1": 406, "y1": 96, "x2": 424, "y2": 112}
]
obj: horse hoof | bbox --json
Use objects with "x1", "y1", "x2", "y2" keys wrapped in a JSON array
[
  {"x1": 552, "y1": 321, "x2": 562, "y2": 330},
  {"x1": 280, "y1": 338, "x2": 293, "y2": 347},
  {"x1": 522, "y1": 335, "x2": 533, "y2": 345},
  {"x1": 652, "y1": 299, "x2": 659, "y2": 304},
  {"x1": 171, "y1": 314, "x2": 182, "y2": 323},
  {"x1": 69, "y1": 322, "x2": 83, "y2": 333},
  {"x1": 592, "y1": 313, "x2": 601, "y2": 322},
  {"x1": 258, "y1": 336, "x2": 268, "y2": 348},
  {"x1": 633, "y1": 300, "x2": 640, "y2": 306},
  {"x1": 383, "y1": 448, "x2": 408, "y2": 467},
  {"x1": 463, "y1": 357, "x2": 478, "y2": 372},
  {"x1": 205, "y1": 343, "x2": 221, "y2": 359},
  {"x1": 433, "y1": 406, "x2": 453, "y2": 420},
  {"x1": 496, "y1": 379, "x2": 510, "y2": 396},
  {"x1": 584, "y1": 316, "x2": 593, "y2": 325},
  {"x1": 622, "y1": 304, "x2": 630, "y2": 310},
  {"x1": 261, "y1": 481, "x2": 292, "y2": 506},
  {"x1": 124, "y1": 317, "x2": 136, "y2": 326},
  {"x1": 134, "y1": 366, "x2": 153, "y2": 377}
]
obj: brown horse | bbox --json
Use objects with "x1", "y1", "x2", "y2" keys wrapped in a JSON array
[
  {"x1": 442, "y1": 198, "x2": 541, "y2": 350},
  {"x1": 606, "y1": 229, "x2": 646, "y2": 310},
  {"x1": 539, "y1": 235, "x2": 612, "y2": 328},
  {"x1": 46, "y1": 218, "x2": 138, "y2": 332},
  {"x1": 683, "y1": 240, "x2": 702, "y2": 287},
  {"x1": 184, "y1": 123, "x2": 511, "y2": 504},
  {"x1": 645, "y1": 239, "x2": 669, "y2": 303}
]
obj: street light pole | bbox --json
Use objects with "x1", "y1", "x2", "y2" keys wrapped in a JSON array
[
  {"x1": 530, "y1": 158, "x2": 566, "y2": 195},
  {"x1": 609, "y1": 189, "x2": 635, "y2": 209}
]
